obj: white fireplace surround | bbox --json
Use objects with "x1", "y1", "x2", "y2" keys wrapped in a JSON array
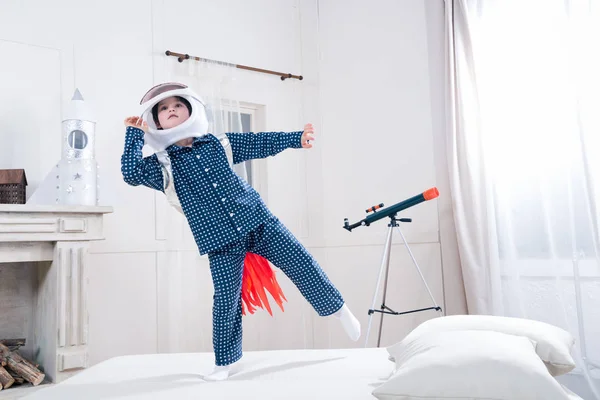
[{"x1": 0, "y1": 204, "x2": 112, "y2": 385}]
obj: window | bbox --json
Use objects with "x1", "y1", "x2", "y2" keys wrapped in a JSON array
[
  {"x1": 240, "y1": 112, "x2": 253, "y2": 186},
  {"x1": 465, "y1": 1, "x2": 600, "y2": 277},
  {"x1": 222, "y1": 104, "x2": 268, "y2": 202}
]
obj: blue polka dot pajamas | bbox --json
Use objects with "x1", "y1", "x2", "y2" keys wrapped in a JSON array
[{"x1": 121, "y1": 126, "x2": 344, "y2": 366}]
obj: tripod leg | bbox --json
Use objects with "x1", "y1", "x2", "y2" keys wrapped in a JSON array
[
  {"x1": 365, "y1": 225, "x2": 394, "y2": 348},
  {"x1": 394, "y1": 226, "x2": 443, "y2": 314},
  {"x1": 377, "y1": 236, "x2": 394, "y2": 348}
]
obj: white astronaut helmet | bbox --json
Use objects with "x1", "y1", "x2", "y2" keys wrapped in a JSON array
[{"x1": 139, "y1": 82, "x2": 209, "y2": 152}]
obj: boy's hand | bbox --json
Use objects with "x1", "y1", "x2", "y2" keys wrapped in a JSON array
[
  {"x1": 124, "y1": 116, "x2": 148, "y2": 132},
  {"x1": 301, "y1": 123, "x2": 314, "y2": 149}
]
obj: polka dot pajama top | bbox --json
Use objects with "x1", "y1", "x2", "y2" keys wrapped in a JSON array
[{"x1": 121, "y1": 126, "x2": 344, "y2": 365}]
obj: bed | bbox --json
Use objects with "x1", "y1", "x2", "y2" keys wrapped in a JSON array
[
  {"x1": 21, "y1": 315, "x2": 584, "y2": 400},
  {"x1": 21, "y1": 348, "x2": 394, "y2": 400}
]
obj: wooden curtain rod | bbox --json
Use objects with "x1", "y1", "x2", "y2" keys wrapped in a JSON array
[{"x1": 165, "y1": 50, "x2": 303, "y2": 81}]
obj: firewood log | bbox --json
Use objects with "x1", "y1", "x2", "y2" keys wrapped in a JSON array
[
  {"x1": 8, "y1": 369, "x2": 24, "y2": 385},
  {"x1": 0, "y1": 339, "x2": 26, "y2": 352},
  {"x1": 0, "y1": 344, "x2": 44, "y2": 386},
  {"x1": 0, "y1": 366, "x2": 14, "y2": 389}
]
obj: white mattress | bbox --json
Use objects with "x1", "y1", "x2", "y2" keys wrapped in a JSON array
[{"x1": 22, "y1": 348, "x2": 394, "y2": 400}]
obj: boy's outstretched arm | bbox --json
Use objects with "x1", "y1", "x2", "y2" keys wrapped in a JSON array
[
  {"x1": 226, "y1": 123, "x2": 315, "y2": 164},
  {"x1": 121, "y1": 117, "x2": 164, "y2": 192}
]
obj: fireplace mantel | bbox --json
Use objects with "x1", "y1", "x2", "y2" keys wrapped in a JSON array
[{"x1": 0, "y1": 204, "x2": 113, "y2": 384}]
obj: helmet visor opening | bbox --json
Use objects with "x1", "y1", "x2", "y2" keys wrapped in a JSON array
[{"x1": 140, "y1": 82, "x2": 189, "y2": 105}]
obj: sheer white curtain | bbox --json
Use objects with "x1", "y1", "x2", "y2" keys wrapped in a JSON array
[{"x1": 446, "y1": 0, "x2": 600, "y2": 397}]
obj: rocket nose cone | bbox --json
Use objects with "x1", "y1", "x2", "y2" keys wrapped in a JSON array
[
  {"x1": 63, "y1": 88, "x2": 95, "y2": 122},
  {"x1": 72, "y1": 89, "x2": 84, "y2": 101}
]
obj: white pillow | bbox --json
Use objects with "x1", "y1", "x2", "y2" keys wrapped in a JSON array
[
  {"x1": 388, "y1": 315, "x2": 575, "y2": 376},
  {"x1": 374, "y1": 330, "x2": 574, "y2": 400}
]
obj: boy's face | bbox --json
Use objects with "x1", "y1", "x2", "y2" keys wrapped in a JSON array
[{"x1": 156, "y1": 96, "x2": 190, "y2": 129}]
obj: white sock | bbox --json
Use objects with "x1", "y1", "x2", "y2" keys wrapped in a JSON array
[
  {"x1": 204, "y1": 364, "x2": 230, "y2": 381},
  {"x1": 334, "y1": 303, "x2": 361, "y2": 341}
]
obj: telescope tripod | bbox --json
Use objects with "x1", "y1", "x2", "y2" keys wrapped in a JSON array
[{"x1": 364, "y1": 214, "x2": 443, "y2": 348}]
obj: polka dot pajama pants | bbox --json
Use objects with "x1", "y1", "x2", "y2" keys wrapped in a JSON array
[{"x1": 207, "y1": 216, "x2": 345, "y2": 366}]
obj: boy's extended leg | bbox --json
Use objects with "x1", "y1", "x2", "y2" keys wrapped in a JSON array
[{"x1": 250, "y1": 216, "x2": 344, "y2": 317}]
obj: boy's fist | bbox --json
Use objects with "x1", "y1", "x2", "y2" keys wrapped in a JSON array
[
  {"x1": 301, "y1": 123, "x2": 314, "y2": 149},
  {"x1": 124, "y1": 116, "x2": 148, "y2": 132}
]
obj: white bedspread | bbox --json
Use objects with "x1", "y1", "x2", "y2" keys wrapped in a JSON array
[{"x1": 22, "y1": 348, "x2": 394, "y2": 399}]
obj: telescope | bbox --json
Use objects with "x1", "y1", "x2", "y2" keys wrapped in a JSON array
[
  {"x1": 343, "y1": 187, "x2": 439, "y2": 231},
  {"x1": 344, "y1": 187, "x2": 443, "y2": 348}
]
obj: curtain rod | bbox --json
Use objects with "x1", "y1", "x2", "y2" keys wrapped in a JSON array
[{"x1": 165, "y1": 50, "x2": 303, "y2": 81}]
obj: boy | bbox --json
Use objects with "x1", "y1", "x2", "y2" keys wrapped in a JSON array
[{"x1": 121, "y1": 82, "x2": 360, "y2": 380}]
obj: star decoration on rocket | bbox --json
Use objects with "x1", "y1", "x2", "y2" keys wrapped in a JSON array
[{"x1": 74, "y1": 173, "x2": 82, "y2": 180}]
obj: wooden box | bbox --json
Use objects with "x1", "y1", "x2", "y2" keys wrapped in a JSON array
[{"x1": 0, "y1": 169, "x2": 27, "y2": 204}]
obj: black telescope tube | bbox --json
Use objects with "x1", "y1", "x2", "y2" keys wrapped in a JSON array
[
  {"x1": 343, "y1": 187, "x2": 439, "y2": 231},
  {"x1": 365, "y1": 193, "x2": 426, "y2": 225}
]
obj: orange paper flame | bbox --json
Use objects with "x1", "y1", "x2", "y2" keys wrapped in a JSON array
[{"x1": 241, "y1": 253, "x2": 287, "y2": 316}]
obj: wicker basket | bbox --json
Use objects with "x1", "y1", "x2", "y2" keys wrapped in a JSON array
[{"x1": 0, "y1": 169, "x2": 27, "y2": 204}]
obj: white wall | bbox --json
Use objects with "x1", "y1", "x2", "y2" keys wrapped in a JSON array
[
  {"x1": 0, "y1": 0, "x2": 466, "y2": 367},
  {"x1": 309, "y1": 0, "x2": 466, "y2": 349}
]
